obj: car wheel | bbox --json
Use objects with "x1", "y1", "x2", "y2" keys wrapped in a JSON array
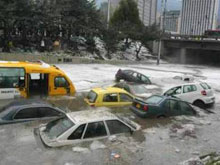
[{"x1": 193, "y1": 100, "x2": 206, "y2": 109}]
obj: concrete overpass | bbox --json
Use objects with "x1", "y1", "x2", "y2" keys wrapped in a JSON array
[{"x1": 159, "y1": 35, "x2": 220, "y2": 64}]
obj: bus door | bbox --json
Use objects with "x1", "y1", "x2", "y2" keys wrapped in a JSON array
[{"x1": 49, "y1": 74, "x2": 70, "y2": 96}]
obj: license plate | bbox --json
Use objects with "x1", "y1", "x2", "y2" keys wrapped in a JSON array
[{"x1": 136, "y1": 104, "x2": 141, "y2": 109}]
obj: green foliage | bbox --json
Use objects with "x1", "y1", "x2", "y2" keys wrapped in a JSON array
[
  {"x1": 100, "y1": 27, "x2": 120, "y2": 59},
  {"x1": 110, "y1": 0, "x2": 160, "y2": 60},
  {"x1": 0, "y1": 0, "x2": 102, "y2": 53}
]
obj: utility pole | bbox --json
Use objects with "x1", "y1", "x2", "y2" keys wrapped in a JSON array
[
  {"x1": 157, "y1": 0, "x2": 166, "y2": 65},
  {"x1": 107, "y1": 0, "x2": 111, "y2": 29}
]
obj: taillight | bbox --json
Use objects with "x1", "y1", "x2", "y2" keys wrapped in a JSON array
[
  {"x1": 91, "y1": 104, "x2": 95, "y2": 107},
  {"x1": 201, "y1": 90, "x2": 207, "y2": 96},
  {"x1": 143, "y1": 105, "x2": 148, "y2": 111}
]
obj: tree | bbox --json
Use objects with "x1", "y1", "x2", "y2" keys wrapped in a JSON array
[
  {"x1": 100, "y1": 27, "x2": 119, "y2": 59},
  {"x1": 132, "y1": 24, "x2": 160, "y2": 60},
  {"x1": 110, "y1": 0, "x2": 142, "y2": 48}
]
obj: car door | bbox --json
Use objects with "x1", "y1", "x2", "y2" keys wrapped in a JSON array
[
  {"x1": 49, "y1": 75, "x2": 70, "y2": 96},
  {"x1": 178, "y1": 85, "x2": 197, "y2": 103},
  {"x1": 164, "y1": 99, "x2": 182, "y2": 116},
  {"x1": 13, "y1": 107, "x2": 40, "y2": 122},
  {"x1": 82, "y1": 121, "x2": 108, "y2": 141},
  {"x1": 105, "y1": 120, "x2": 132, "y2": 136},
  {"x1": 140, "y1": 74, "x2": 151, "y2": 84},
  {"x1": 119, "y1": 93, "x2": 133, "y2": 106},
  {"x1": 59, "y1": 124, "x2": 86, "y2": 146},
  {"x1": 178, "y1": 101, "x2": 195, "y2": 115},
  {"x1": 102, "y1": 93, "x2": 119, "y2": 107}
]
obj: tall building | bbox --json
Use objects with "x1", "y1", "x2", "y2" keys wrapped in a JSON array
[
  {"x1": 110, "y1": 0, "x2": 157, "y2": 26},
  {"x1": 164, "y1": 10, "x2": 180, "y2": 33},
  {"x1": 180, "y1": 0, "x2": 219, "y2": 35},
  {"x1": 137, "y1": 0, "x2": 157, "y2": 26}
]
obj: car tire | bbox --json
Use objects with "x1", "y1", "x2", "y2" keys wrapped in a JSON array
[{"x1": 193, "y1": 100, "x2": 206, "y2": 109}]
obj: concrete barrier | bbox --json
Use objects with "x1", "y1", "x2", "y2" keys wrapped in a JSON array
[{"x1": 0, "y1": 53, "x2": 158, "y2": 65}]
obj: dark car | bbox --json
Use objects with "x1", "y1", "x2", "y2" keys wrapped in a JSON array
[
  {"x1": 0, "y1": 100, "x2": 65, "y2": 125},
  {"x1": 130, "y1": 95, "x2": 196, "y2": 118},
  {"x1": 113, "y1": 82, "x2": 151, "y2": 99},
  {"x1": 115, "y1": 69, "x2": 151, "y2": 84}
]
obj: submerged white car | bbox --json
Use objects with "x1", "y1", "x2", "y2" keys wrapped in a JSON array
[
  {"x1": 163, "y1": 82, "x2": 215, "y2": 108},
  {"x1": 39, "y1": 110, "x2": 141, "y2": 147}
]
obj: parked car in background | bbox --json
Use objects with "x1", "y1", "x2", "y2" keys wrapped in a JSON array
[
  {"x1": 85, "y1": 87, "x2": 134, "y2": 107},
  {"x1": 163, "y1": 82, "x2": 215, "y2": 108},
  {"x1": 113, "y1": 82, "x2": 151, "y2": 99},
  {"x1": 115, "y1": 69, "x2": 151, "y2": 84},
  {"x1": 0, "y1": 100, "x2": 65, "y2": 125},
  {"x1": 131, "y1": 95, "x2": 196, "y2": 118},
  {"x1": 39, "y1": 110, "x2": 141, "y2": 147}
]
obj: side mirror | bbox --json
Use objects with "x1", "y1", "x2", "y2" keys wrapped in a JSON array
[{"x1": 130, "y1": 129, "x2": 134, "y2": 135}]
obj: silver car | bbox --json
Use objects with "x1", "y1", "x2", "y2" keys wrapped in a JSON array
[{"x1": 39, "y1": 110, "x2": 141, "y2": 147}]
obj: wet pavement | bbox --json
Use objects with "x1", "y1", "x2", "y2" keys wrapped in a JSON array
[{"x1": 0, "y1": 63, "x2": 220, "y2": 165}]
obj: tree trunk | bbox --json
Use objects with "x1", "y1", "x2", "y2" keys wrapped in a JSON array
[{"x1": 135, "y1": 45, "x2": 142, "y2": 61}]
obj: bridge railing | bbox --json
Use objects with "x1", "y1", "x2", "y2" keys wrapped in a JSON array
[{"x1": 163, "y1": 33, "x2": 220, "y2": 41}]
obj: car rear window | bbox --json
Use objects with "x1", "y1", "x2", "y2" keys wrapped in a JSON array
[
  {"x1": 87, "y1": 91, "x2": 97, "y2": 103},
  {"x1": 144, "y1": 96, "x2": 163, "y2": 104},
  {"x1": 200, "y1": 83, "x2": 211, "y2": 90}
]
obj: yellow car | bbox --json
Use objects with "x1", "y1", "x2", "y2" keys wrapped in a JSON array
[{"x1": 85, "y1": 87, "x2": 134, "y2": 107}]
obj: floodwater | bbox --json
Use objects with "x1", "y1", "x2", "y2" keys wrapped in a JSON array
[{"x1": 0, "y1": 63, "x2": 220, "y2": 165}]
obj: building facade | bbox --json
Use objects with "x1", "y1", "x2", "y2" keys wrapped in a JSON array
[
  {"x1": 180, "y1": 0, "x2": 219, "y2": 35},
  {"x1": 137, "y1": 0, "x2": 157, "y2": 26},
  {"x1": 164, "y1": 10, "x2": 180, "y2": 33},
  {"x1": 110, "y1": 0, "x2": 157, "y2": 26}
]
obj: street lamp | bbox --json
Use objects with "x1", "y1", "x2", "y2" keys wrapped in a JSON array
[
  {"x1": 157, "y1": 0, "x2": 167, "y2": 65},
  {"x1": 107, "y1": 0, "x2": 111, "y2": 28}
]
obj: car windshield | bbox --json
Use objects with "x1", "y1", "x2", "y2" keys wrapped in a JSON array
[
  {"x1": 144, "y1": 95, "x2": 163, "y2": 104},
  {"x1": 87, "y1": 91, "x2": 97, "y2": 103},
  {"x1": 130, "y1": 85, "x2": 148, "y2": 94},
  {"x1": 45, "y1": 116, "x2": 75, "y2": 139}
]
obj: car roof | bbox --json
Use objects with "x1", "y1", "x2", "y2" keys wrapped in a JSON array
[
  {"x1": 91, "y1": 87, "x2": 130, "y2": 94},
  {"x1": 67, "y1": 110, "x2": 118, "y2": 124},
  {"x1": 149, "y1": 95, "x2": 181, "y2": 101},
  {"x1": 1, "y1": 99, "x2": 53, "y2": 110}
]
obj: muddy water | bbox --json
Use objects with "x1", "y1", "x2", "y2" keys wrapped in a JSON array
[{"x1": 1, "y1": 64, "x2": 220, "y2": 165}]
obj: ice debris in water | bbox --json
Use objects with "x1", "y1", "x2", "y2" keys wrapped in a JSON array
[
  {"x1": 108, "y1": 135, "x2": 117, "y2": 142},
  {"x1": 170, "y1": 124, "x2": 196, "y2": 138},
  {"x1": 90, "y1": 141, "x2": 106, "y2": 150},
  {"x1": 178, "y1": 157, "x2": 203, "y2": 165},
  {"x1": 72, "y1": 147, "x2": 90, "y2": 153}
]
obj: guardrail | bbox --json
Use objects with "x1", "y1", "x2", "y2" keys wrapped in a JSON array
[{"x1": 163, "y1": 34, "x2": 220, "y2": 41}]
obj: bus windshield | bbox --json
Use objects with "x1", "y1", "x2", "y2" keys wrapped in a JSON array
[{"x1": 0, "y1": 68, "x2": 25, "y2": 88}]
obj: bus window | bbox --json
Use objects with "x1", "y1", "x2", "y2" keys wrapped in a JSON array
[
  {"x1": 54, "y1": 77, "x2": 69, "y2": 88},
  {"x1": 0, "y1": 68, "x2": 25, "y2": 88}
]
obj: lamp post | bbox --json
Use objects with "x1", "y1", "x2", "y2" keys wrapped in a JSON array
[
  {"x1": 157, "y1": 0, "x2": 166, "y2": 65},
  {"x1": 107, "y1": 0, "x2": 111, "y2": 28}
]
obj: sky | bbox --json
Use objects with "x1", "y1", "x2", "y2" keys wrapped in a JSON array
[{"x1": 96, "y1": 0, "x2": 182, "y2": 10}]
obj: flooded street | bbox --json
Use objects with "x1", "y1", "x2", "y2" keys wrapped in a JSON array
[{"x1": 0, "y1": 63, "x2": 220, "y2": 165}]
